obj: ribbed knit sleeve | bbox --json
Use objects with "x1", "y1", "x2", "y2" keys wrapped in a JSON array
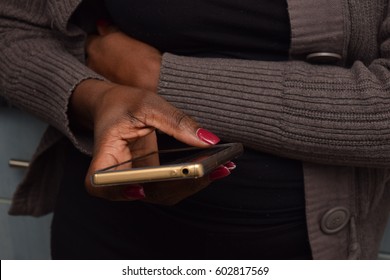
[
  {"x1": 159, "y1": 8, "x2": 390, "y2": 167},
  {"x1": 0, "y1": 0, "x2": 102, "y2": 154}
]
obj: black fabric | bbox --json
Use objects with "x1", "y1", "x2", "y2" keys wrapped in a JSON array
[
  {"x1": 105, "y1": 0, "x2": 291, "y2": 60},
  {"x1": 51, "y1": 141, "x2": 312, "y2": 260}
]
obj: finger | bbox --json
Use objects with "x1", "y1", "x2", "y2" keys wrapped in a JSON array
[
  {"x1": 85, "y1": 34, "x2": 98, "y2": 53},
  {"x1": 129, "y1": 131, "x2": 160, "y2": 168},
  {"x1": 86, "y1": 121, "x2": 159, "y2": 199},
  {"x1": 85, "y1": 35, "x2": 99, "y2": 69},
  {"x1": 209, "y1": 165, "x2": 231, "y2": 181},
  {"x1": 85, "y1": 128, "x2": 155, "y2": 201},
  {"x1": 96, "y1": 19, "x2": 119, "y2": 35},
  {"x1": 85, "y1": 139, "x2": 138, "y2": 201},
  {"x1": 85, "y1": 139, "x2": 130, "y2": 199},
  {"x1": 143, "y1": 95, "x2": 220, "y2": 147}
]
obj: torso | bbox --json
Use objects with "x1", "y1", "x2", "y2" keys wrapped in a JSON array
[{"x1": 104, "y1": 0, "x2": 305, "y2": 227}]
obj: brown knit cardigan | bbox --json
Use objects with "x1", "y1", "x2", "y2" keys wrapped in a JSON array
[{"x1": 1, "y1": 0, "x2": 390, "y2": 259}]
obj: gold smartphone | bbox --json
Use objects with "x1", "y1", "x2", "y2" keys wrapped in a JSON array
[{"x1": 91, "y1": 143, "x2": 243, "y2": 186}]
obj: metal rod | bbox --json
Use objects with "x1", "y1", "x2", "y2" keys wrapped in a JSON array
[
  {"x1": 0, "y1": 198, "x2": 12, "y2": 204},
  {"x1": 9, "y1": 159, "x2": 30, "y2": 168}
]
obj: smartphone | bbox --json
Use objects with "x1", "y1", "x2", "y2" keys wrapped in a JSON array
[{"x1": 91, "y1": 143, "x2": 243, "y2": 186}]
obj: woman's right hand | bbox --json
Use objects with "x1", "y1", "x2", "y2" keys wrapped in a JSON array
[{"x1": 69, "y1": 79, "x2": 222, "y2": 203}]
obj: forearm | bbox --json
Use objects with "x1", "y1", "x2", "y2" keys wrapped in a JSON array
[
  {"x1": 159, "y1": 52, "x2": 390, "y2": 167},
  {"x1": 0, "y1": 0, "x2": 103, "y2": 153}
]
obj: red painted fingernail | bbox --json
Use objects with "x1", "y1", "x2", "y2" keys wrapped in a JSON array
[
  {"x1": 209, "y1": 166, "x2": 231, "y2": 181},
  {"x1": 224, "y1": 161, "x2": 237, "y2": 170},
  {"x1": 123, "y1": 185, "x2": 145, "y2": 199},
  {"x1": 196, "y1": 128, "x2": 220, "y2": 145}
]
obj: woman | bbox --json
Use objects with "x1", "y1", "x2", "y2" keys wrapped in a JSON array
[{"x1": 1, "y1": 0, "x2": 390, "y2": 259}]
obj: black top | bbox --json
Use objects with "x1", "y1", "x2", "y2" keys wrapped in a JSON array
[
  {"x1": 104, "y1": 0, "x2": 305, "y2": 226},
  {"x1": 105, "y1": 0, "x2": 290, "y2": 60}
]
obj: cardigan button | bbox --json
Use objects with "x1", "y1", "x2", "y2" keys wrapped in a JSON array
[
  {"x1": 320, "y1": 207, "x2": 350, "y2": 234},
  {"x1": 306, "y1": 52, "x2": 342, "y2": 64}
]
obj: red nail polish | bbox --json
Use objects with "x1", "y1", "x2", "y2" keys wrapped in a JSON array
[
  {"x1": 196, "y1": 128, "x2": 220, "y2": 145},
  {"x1": 123, "y1": 185, "x2": 145, "y2": 199},
  {"x1": 209, "y1": 166, "x2": 231, "y2": 181},
  {"x1": 224, "y1": 161, "x2": 237, "y2": 170}
]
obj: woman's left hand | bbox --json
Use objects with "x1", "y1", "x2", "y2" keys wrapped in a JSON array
[{"x1": 86, "y1": 21, "x2": 161, "y2": 92}]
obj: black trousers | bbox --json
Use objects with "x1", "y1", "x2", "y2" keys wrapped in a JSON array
[{"x1": 51, "y1": 142, "x2": 312, "y2": 260}]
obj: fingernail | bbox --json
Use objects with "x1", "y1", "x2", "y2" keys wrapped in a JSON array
[
  {"x1": 123, "y1": 185, "x2": 145, "y2": 199},
  {"x1": 196, "y1": 128, "x2": 220, "y2": 145},
  {"x1": 209, "y1": 166, "x2": 231, "y2": 181},
  {"x1": 224, "y1": 161, "x2": 237, "y2": 170}
]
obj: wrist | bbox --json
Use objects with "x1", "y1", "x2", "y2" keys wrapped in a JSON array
[{"x1": 69, "y1": 79, "x2": 115, "y2": 130}]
